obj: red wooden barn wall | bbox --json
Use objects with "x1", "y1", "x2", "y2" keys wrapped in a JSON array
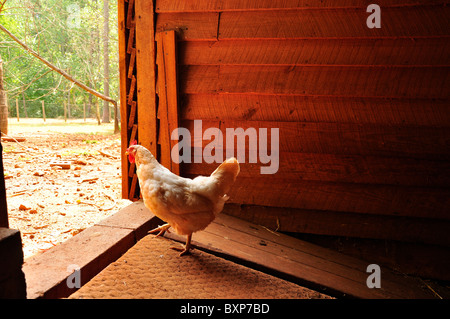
[{"x1": 119, "y1": 1, "x2": 450, "y2": 278}]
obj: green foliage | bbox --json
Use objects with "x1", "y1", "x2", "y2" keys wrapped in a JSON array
[
  {"x1": 83, "y1": 139, "x2": 98, "y2": 144},
  {"x1": 0, "y1": 0, "x2": 118, "y2": 118}
]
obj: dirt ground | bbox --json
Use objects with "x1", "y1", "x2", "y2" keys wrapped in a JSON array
[{"x1": 2, "y1": 120, "x2": 131, "y2": 258}]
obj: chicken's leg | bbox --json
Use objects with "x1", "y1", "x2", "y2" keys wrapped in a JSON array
[
  {"x1": 148, "y1": 223, "x2": 171, "y2": 237},
  {"x1": 171, "y1": 234, "x2": 192, "y2": 257}
]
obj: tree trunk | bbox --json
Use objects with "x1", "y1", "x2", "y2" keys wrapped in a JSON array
[
  {"x1": 22, "y1": 91, "x2": 28, "y2": 118},
  {"x1": 0, "y1": 54, "x2": 8, "y2": 135},
  {"x1": 88, "y1": 93, "x2": 92, "y2": 117},
  {"x1": 96, "y1": 99, "x2": 101, "y2": 125},
  {"x1": 102, "y1": 0, "x2": 110, "y2": 123},
  {"x1": 67, "y1": 85, "x2": 72, "y2": 119}
]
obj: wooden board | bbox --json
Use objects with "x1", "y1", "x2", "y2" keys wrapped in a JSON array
[
  {"x1": 302, "y1": 235, "x2": 450, "y2": 281},
  {"x1": 156, "y1": 7, "x2": 450, "y2": 40},
  {"x1": 221, "y1": 204, "x2": 450, "y2": 247},
  {"x1": 180, "y1": 94, "x2": 450, "y2": 126},
  {"x1": 215, "y1": 176, "x2": 450, "y2": 221},
  {"x1": 118, "y1": 0, "x2": 131, "y2": 198},
  {"x1": 156, "y1": 30, "x2": 180, "y2": 174},
  {"x1": 180, "y1": 65, "x2": 450, "y2": 98},
  {"x1": 180, "y1": 119, "x2": 450, "y2": 160},
  {"x1": 218, "y1": 7, "x2": 450, "y2": 39},
  {"x1": 1, "y1": 137, "x2": 26, "y2": 142},
  {"x1": 156, "y1": 12, "x2": 219, "y2": 41},
  {"x1": 183, "y1": 153, "x2": 450, "y2": 188},
  {"x1": 156, "y1": 0, "x2": 446, "y2": 12},
  {"x1": 164, "y1": 214, "x2": 436, "y2": 298},
  {"x1": 135, "y1": 0, "x2": 158, "y2": 155},
  {"x1": 179, "y1": 38, "x2": 450, "y2": 66},
  {"x1": 0, "y1": 143, "x2": 8, "y2": 228}
]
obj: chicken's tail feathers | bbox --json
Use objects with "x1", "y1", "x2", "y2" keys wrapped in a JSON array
[
  {"x1": 212, "y1": 157, "x2": 240, "y2": 178},
  {"x1": 210, "y1": 157, "x2": 240, "y2": 196}
]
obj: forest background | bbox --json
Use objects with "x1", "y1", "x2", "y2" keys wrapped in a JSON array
[{"x1": 0, "y1": 0, "x2": 118, "y2": 123}]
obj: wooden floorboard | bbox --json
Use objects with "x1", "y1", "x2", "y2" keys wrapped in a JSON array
[{"x1": 165, "y1": 214, "x2": 436, "y2": 299}]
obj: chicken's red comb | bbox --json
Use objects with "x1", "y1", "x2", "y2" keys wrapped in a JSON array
[{"x1": 130, "y1": 140, "x2": 137, "y2": 147}]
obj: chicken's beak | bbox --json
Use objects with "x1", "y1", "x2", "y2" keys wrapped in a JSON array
[{"x1": 125, "y1": 148, "x2": 130, "y2": 156}]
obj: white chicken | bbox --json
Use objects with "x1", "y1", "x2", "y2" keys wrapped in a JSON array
[{"x1": 126, "y1": 141, "x2": 240, "y2": 256}]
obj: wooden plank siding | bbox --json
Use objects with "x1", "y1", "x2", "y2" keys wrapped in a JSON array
[
  {"x1": 183, "y1": 153, "x2": 450, "y2": 188},
  {"x1": 178, "y1": 39, "x2": 450, "y2": 66},
  {"x1": 180, "y1": 95, "x2": 450, "y2": 127},
  {"x1": 152, "y1": 0, "x2": 450, "y2": 254},
  {"x1": 120, "y1": 0, "x2": 450, "y2": 280},
  {"x1": 180, "y1": 65, "x2": 450, "y2": 98},
  {"x1": 155, "y1": 0, "x2": 448, "y2": 12},
  {"x1": 225, "y1": 177, "x2": 450, "y2": 221},
  {"x1": 180, "y1": 120, "x2": 450, "y2": 161},
  {"x1": 156, "y1": 6, "x2": 450, "y2": 41},
  {"x1": 217, "y1": 8, "x2": 450, "y2": 39}
]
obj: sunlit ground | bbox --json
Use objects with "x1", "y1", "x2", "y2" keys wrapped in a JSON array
[{"x1": 6, "y1": 118, "x2": 117, "y2": 135}]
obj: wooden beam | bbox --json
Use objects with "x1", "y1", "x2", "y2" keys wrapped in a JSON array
[
  {"x1": 183, "y1": 153, "x2": 450, "y2": 188},
  {"x1": 179, "y1": 38, "x2": 450, "y2": 66},
  {"x1": 155, "y1": 0, "x2": 445, "y2": 12},
  {"x1": 0, "y1": 142, "x2": 8, "y2": 228},
  {"x1": 218, "y1": 7, "x2": 450, "y2": 39},
  {"x1": 220, "y1": 176, "x2": 450, "y2": 221},
  {"x1": 156, "y1": 12, "x2": 219, "y2": 41},
  {"x1": 180, "y1": 94, "x2": 450, "y2": 127},
  {"x1": 118, "y1": 0, "x2": 130, "y2": 199},
  {"x1": 135, "y1": 0, "x2": 157, "y2": 156},
  {"x1": 180, "y1": 65, "x2": 450, "y2": 99},
  {"x1": 180, "y1": 119, "x2": 450, "y2": 161},
  {"x1": 156, "y1": 30, "x2": 180, "y2": 174},
  {"x1": 156, "y1": 32, "x2": 170, "y2": 169},
  {"x1": 163, "y1": 31, "x2": 180, "y2": 175},
  {"x1": 155, "y1": 6, "x2": 450, "y2": 40}
]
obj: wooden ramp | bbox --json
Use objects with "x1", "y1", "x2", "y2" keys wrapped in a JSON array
[{"x1": 165, "y1": 214, "x2": 435, "y2": 299}]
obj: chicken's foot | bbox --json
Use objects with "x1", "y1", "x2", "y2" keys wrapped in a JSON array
[
  {"x1": 148, "y1": 223, "x2": 171, "y2": 237},
  {"x1": 171, "y1": 234, "x2": 192, "y2": 257}
]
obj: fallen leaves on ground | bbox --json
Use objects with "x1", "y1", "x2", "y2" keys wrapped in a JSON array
[{"x1": 3, "y1": 131, "x2": 131, "y2": 258}]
